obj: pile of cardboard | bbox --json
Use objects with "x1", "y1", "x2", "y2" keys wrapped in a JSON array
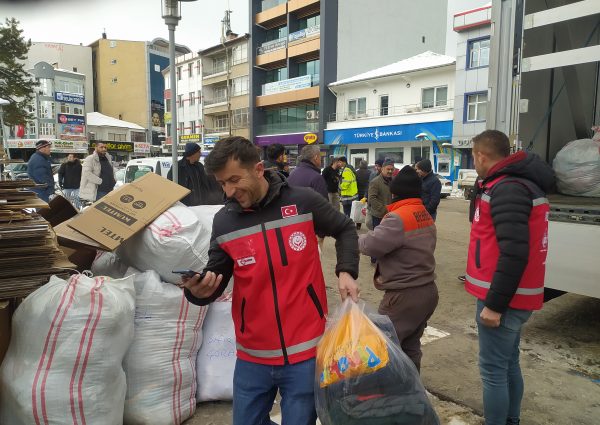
[{"x1": 0, "y1": 179, "x2": 71, "y2": 299}]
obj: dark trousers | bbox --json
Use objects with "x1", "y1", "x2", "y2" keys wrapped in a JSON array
[
  {"x1": 378, "y1": 282, "x2": 439, "y2": 372},
  {"x1": 342, "y1": 202, "x2": 352, "y2": 217},
  {"x1": 370, "y1": 216, "x2": 383, "y2": 263}
]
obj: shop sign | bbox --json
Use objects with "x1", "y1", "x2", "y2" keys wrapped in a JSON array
[
  {"x1": 59, "y1": 134, "x2": 87, "y2": 141},
  {"x1": 304, "y1": 133, "x2": 318, "y2": 144},
  {"x1": 453, "y1": 138, "x2": 473, "y2": 148},
  {"x1": 6, "y1": 139, "x2": 38, "y2": 149},
  {"x1": 52, "y1": 140, "x2": 88, "y2": 153},
  {"x1": 60, "y1": 124, "x2": 85, "y2": 134},
  {"x1": 180, "y1": 133, "x2": 201, "y2": 142},
  {"x1": 134, "y1": 142, "x2": 151, "y2": 154},
  {"x1": 263, "y1": 75, "x2": 312, "y2": 96},
  {"x1": 55, "y1": 91, "x2": 85, "y2": 105},
  {"x1": 164, "y1": 112, "x2": 171, "y2": 124},
  {"x1": 324, "y1": 121, "x2": 453, "y2": 145},
  {"x1": 90, "y1": 141, "x2": 134, "y2": 152},
  {"x1": 57, "y1": 113, "x2": 85, "y2": 126},
  {"x1": 203, "y1": 136, "x2": 220, "y2": 146}
]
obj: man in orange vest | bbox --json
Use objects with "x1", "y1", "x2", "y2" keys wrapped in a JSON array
[
  {"x1": 358, "y1": 165, "x2": 438, "y2": 372},
  {"x1": 465, "y1": 130, "x2": 555, "y2": 425}
]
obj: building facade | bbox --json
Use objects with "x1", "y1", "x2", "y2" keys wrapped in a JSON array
[
  {"x1": 325, "y1": 52, "x2": 459, "y2": 181},
  {"x1": 162, "y1": 52, "x2": 203, "y2": 156},
  {"x1": 26, "y1": 42, "x2": 94, "y2": 113},
  {"x1": 199, "y1": 33, "x2": 251, "y2": 153},
  {"x1": 87, "y1": 112, "x2": 149, "y2": 163},
  {"x1": 451, "y1": 3, "x2": 492, "y2": 168},
  {"x1": 90, "y1": 37, "x2": 191, "y2": 152},
  {"x1": 6, "y1": 61, "x2": 88, "y2": 161}
]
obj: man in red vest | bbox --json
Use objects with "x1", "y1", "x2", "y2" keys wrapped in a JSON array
[{"x1": 465, "y1": 130, "x2": 555, "y2": 425}]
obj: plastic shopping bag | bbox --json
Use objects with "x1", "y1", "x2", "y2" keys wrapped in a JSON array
[
  {"x1": 315, "y1": 299, "x2": 439, "y2": 425},
  {"x1": 350, "y1": 200, "x2": 367, "y2": 224},
  {"x1": 553, "y1": 128, "x2": 600, "y2": 197}
]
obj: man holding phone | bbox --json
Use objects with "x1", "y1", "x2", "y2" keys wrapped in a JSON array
[{"x1": 182, "y1": 136, "x2": 359, "y2": 425}]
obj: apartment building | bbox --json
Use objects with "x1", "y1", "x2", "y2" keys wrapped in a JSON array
[
  {"x1": 162, "y1": 52, "x2": 203, "y2": 156},
  {"x1": 199, "y1": 33, "x2": 251, "y2": 151},
  {"x1": 325, "y1": 52, "x2": 459, "y2": 182},
  {"x1": 451, "y1": 3, "x2": 492, "y2": 169},
  {"x1": 90, "y1": 36, "x2": 191, "y2": 151},
  {"x1": 5, "y1": 61, "x2": 88, "y2": 161}
]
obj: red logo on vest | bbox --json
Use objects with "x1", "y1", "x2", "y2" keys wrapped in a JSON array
[{"x1": 281, "y1": 205, "x2": 298, "y2": 218}]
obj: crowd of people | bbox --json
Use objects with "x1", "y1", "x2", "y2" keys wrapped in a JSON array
[{"x1": 26, "y1": 132, "x2": 555, "y2": 425}]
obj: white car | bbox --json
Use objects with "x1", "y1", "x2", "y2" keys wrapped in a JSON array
[{"x1": 436, "y1": 174, "x2": 452, "y2": 198}]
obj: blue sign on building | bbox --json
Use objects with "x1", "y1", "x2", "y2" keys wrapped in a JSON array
[
  {"x1": 57, "y1": 113, "x2": 85, "y2": 126},
  {"x1": 324, "y1": 121, "x2": 453, "y2": 145},
  {"x1": 55, "y1": 91, "x2": 85, "y2": 105}
]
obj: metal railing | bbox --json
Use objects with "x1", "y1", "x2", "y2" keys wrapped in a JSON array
[
  {"x1": 257, "y1": 37, "x2": 287, "y2": 55},
  {"x1": 261, "y1": 0, "x2": 286, "y2": 12},
  {"x1": 288, "y1": 24, "x2": 320, "y2": 42},
  {"x1": 203, "y1": 96, "x2": 228, "y2": 106},
  {"x1": 204, "y1": 126, "x2": 230, "y2": 134},
  {"x1": 261, "y1": 74, "x2": 319, "y2": 96},
  {"x1": 256, "y1": 121, "x2": 319, "y2": 136},
  {"x1": 328, "y1": 100, "x2": 454, "y2": 122},
  {"x1": 202, "y1": 63, "x2": 227, "y2": 78}
]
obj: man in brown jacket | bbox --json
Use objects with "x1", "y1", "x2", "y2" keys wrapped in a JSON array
[
  {"x1": 366, "y1": 159, "x2": 394, "y2": 263},
  {"x1": 359, "y1": 166, "x2": 438, "y2": 372}
]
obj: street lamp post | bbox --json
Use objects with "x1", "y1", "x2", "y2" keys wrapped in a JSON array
[
  {"x1": 416, "y1": 132, "x2": 428, "y2": 159},
  {"x1": 161, "y1": 0, "x2": 196, "y2": 183}
]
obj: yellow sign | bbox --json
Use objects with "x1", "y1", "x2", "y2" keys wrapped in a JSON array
[{"x1": 304, "y1": 133, "x2": 318, "y2": 144}]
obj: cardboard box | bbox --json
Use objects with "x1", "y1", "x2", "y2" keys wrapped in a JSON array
[{"x1": 67, "y1": 173, "x2": 189, "y2": 251}]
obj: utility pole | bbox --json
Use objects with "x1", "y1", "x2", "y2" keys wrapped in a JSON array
[{"x1": 221, "y1": 9, "x2": 233, "y2": 136}]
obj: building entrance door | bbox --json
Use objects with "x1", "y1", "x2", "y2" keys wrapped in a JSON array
[{"x1": 349, "y1": 149, "x2": 368, "y2": 168}]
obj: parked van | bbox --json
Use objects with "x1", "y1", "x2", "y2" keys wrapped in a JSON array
[{"x1": 124, "y1": 157, "x2": 177, "y2": 183}]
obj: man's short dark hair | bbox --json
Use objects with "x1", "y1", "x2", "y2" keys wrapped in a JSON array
[
  {"x1": 205, "y1": 136, "x2": 261, "y2": 174},
  {"x1": 472, "y1": 130, "x2": 511, "y2": 158},
  {"x1": 266, "y1": 143, "x2": 285, "y2": 161}
]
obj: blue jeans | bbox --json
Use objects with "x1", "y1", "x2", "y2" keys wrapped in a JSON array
[
  {"x1": 95, "y1": 190, "x2": 109, "y2": 201},
  {"x1": 63, "y1": 188, "x2": 80, "y2": 209},
  {"x1": 476, "y1": 299, "x2": 532, "y2": 425},
  {"x1": 233, "y1": 358, "x2": 317, "y2": 425}
]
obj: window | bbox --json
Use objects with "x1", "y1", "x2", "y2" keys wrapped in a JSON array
[
  {"x1": 165, "y1": 100, "x2": 170, "y2": 113},
  {"x1": 108, "y1": 132, "x2": 126, "y2": 141},
  {"x1": 111, "y1": 77, "x2": 118, "y2": 84},
  {"x1": 197, "y1": 119, "x2": 202, "y2": 132},
  {"x1": 466, "y1": 92, "x2": 488, "y2": 122},
  {"x1": 265, "y1": 67, "x2": 288, "y2": 84},
  {"x1": 60, "y1": 103, "x2": 70, "y2": 114},
  {"x1": 188, "y1": 62, "x2": 193, "y2": 76},
  {"x1": 214, "y1": 114, "x2": 229, "y2": 131},
  {"x1": 177, "y1": 94, "x2": 183, "y2": 108},
  {"x1": 111, "y1": 59, "x2": 117, "y2": 65},
  {"x1": 197, "y1": 90, "x2": 202, "y2": 104},
  {"x1": 265, "y1": 26, "x2": 288, "y2": 42},
  {"x1": 39, "y1": 123, "x2": 55, "y2": 136},
  {"x1": 348, "y1": 97, "x2": 366, "y2": 117},
  {"x1": 422, "y1": 86, "x2": 447, "y2": 108},
  {"x1": 177, "y1": 66, "x2": 182, "y2": 80},
  {"x1": 214, "y1": 85, "x2": 228, "y2": 102},
  {"x1": 189, "y1": 92, "x2": 195, "y2": 106},
  {"x1": 72, "y1": 67, "x2": 78, "y2": 72},
  {"x1": 109, "y1": 40, "x2": 117, "y2": 48},
  {"x1": 73, "y1": 106, "x2": 84, "y2": 115},
  {"x1": 196, "y1": 60, "x2": 201, "y2": 75},
  {"x1": 232, "y1": 43, "x2": 248, "y2": 65},
  {"x1": 189, "y1": 121, "x2": 195, "y2": 133},
  {"x1": 375, "y1": 148, "x2": 403, "y2": 164},
  {"x1": 212, "y1": 57, "x2": 227, "y2": 74},
  {"x1": 298, "y1": 14, "x2": 320, "y2": 30},
  {"x1": 297, "y1": 59, "x2": 319, "y2": 79},
  {"x1": 178, "y1": 122, "x2": 184, "y2": 133},
  {"x1": 166, "y1": 123, "x2": 172, "y2": 138},
  {"x1": 232, "y1": 75, "x2": 249, "y2": 96},
  {"x1": 39, "y1": 79, "x2": 53, "y2": 96},
  {"x1": 27, "y1": 122, "x2": 36, "y2": 136},
  {"x1": 232, "y1": 108, "x2": 249, "y2": 128},
  {"x1": 72, "y1": 83, "x2": 83, "y2": 94},
  {"x1": 468, "y1": 37, "x2": 490, "y2": 69},
  {"x1": 39, "y1": 101, "x2": 55, "y2": 118},
  {"x1": 379, "y1": 95, "x2": 389, "y2": 116},
  {"x1": 411, "y1": 147, "x2": 430, "y2": 163},
  {"x1": 131, "y1": 131, "x2": 145, "y2": 143}
]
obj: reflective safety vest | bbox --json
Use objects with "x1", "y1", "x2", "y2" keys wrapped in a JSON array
[
  {"x1": 340, "y1": 167, "x2": 358, "y2": 202},
  {"x1": 465, "y1": 176, "x2": 549, "y2": 311}
]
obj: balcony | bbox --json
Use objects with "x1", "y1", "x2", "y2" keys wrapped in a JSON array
[
  {"x1": 256, "y1": 121, "x2": 319, "y2": 136},
  {"x1": 261, "y1": 0, "x2": 286, "y2": 11},
  {"x1": 256, "y1": 0, "x2": 287, "y2": 27},
  {"x1": 203, "y1": 96, "x2": 228, "y2": 107},
  {"x1": 288, "y1": 0, "x2": 320, "y2": 13},
  {"x1": 327, "y1": 100, "x2": 454, "y2": 122},
  {"x1": 203, "y1": 63, "x2": 227, "y2": 79},
  {"x1": 257, "y1": 37, "x2": 287, "y2": 55},
  {"x1": 261, "y1": 74, "x2": 319, "y2": 96},
  {"x1": 288, "y1": 24, "x2": 320, "y2": 44}
]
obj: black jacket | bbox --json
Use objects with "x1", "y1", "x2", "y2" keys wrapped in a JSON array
[
  {"x1": 263, "y1": 159, "x2": 289, "y2": 178},
  {"x1": 322, "y1": 165, "x2": 340, "y2": 194},
  {"x1": 421, "y1": 172, "x2": 442, "y2": 216},
  {"x1": 478, "y1": 152, "x2": 555, "y2": 312},
  {"x1": 355, "y1": 168, "x2": 371, "y2": 198},
  {"x1": 58, "y1": 160, "x2": 82, "y2": 189},
  {"x1": 167, "y1": 158, "x2": 224, "y2": 206},
  {"x1": 185, "y1": 171, "x2": 359, "y2": 306}
]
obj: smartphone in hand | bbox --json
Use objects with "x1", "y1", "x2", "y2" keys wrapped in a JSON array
[{"x1": 172, "y1": 270, "x2": 207, "y2": 279}]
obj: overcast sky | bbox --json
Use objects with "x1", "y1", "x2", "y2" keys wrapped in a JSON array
[{"x1": 1, "y1": 0, "x2": 249, "y2": 52}]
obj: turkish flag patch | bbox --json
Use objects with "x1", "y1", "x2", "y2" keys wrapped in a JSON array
[{"x1": 281, "y1": 205, "x2": 298, "y2": 218}]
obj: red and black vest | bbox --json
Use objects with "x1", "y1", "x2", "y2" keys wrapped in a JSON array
[{"x1": 465, "y1": 175, "x2": 549, "y2": 310}]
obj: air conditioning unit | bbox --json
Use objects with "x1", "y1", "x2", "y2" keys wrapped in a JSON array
[{"x1": 306, "y1": 110, "x2": 318, "y2": 120}]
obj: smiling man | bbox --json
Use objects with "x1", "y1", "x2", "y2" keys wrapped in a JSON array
[{"x1": 182, "y1": 136, "x2": 359, "y2": 425}]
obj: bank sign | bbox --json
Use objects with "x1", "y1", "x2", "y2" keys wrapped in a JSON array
[
  {"x1": 55, "y1": 91, "x2": 85, "y2": 105},
  {"x1": 324, "y1": 121, "x2": 453, "y2": 145}
]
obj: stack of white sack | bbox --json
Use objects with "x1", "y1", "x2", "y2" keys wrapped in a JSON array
[
  {"x1": 196, "y1": 293, "x2": 236, "y2": 402},
  {"x1": 91, "y1": 251, "x2": 129, "y2": 279},
  {"x1": 0, "y1": 274, "x2": 136, "y2": 425},
  {"x1": 118, "y1": 204, "x2": 224, "y2": 284},
  {"x1": 123, "y1": 269, "x2": 208, "y2": 425},
  {"x1": 553, "y1": 130, "x2": 600, "y2": 197}
]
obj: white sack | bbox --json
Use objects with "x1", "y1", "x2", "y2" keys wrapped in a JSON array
[
  {"x1": 118, "y1": 204, "x2": 223, "y2": 284},
  {"x1": 196, "y1": 296, "x2": 236, "y2": 402},
  {"x1": 0, "y1": 274, "x2": 136, "y2": 425},
  {"x1": 553, "y1": 136, "x2": 600, "y2": 197},
  {"x1": 350, "y1": 200, "x2": 367, "y2": 223},
  {"x1": 124, "y1": 269, "x2": 208, "y2": 425},
  {"x1": 91, "y1": 250, "x2": 129, "y2": 279}
]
